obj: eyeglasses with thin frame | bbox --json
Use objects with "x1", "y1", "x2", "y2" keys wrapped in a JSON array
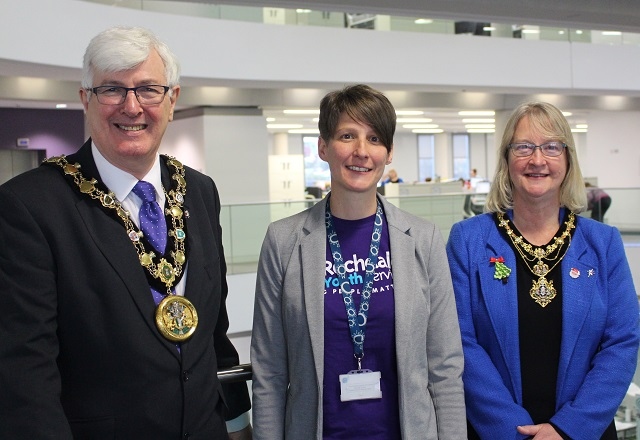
[
  {"x1": 88, "y1": 85, "x2": 170, "y2": 105},
  {"x1": 508, "y1": 141, "x2": 566, "y2": 157}
]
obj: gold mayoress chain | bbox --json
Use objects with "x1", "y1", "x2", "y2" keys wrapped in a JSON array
[{"x1": 498, "y1": 212, "x2": 575, "y2": 307}]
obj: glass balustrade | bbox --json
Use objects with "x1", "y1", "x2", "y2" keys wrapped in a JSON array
[{"x1": 221, "y1": 188, "x2": 640, "y2": 274}]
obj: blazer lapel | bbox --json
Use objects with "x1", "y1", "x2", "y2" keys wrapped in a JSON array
[
  {"x1": 380, "y1": 199, "x2": 415, "y2": 369},
  {"x1": 556, "y1": 227, "x2": 593, "y2": 393},
  {"x1": 301, "y1": 201, "x2": 330, "y2": 386},
  {"x1": 480, "y1": 222, "x2": 523, "y2": 400}
]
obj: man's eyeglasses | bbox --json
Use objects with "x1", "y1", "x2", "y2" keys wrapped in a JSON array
[
  {"x1": 89, "y1": 85, "x2": 170, "y2": 105},
  {"x1": 508, "y1": 142, "x2": 566, "y2": 157}
]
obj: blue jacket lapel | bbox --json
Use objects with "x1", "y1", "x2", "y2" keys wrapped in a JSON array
[
  {"x1": 556, "y1": 225, "x2": 594, "y2": 394},
  {"x1": 481, "y1": 222, "x2": 524, "y2": 401}
]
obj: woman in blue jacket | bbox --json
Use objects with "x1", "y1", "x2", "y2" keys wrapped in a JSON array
[{"x1": 446, "y1": 101, "x2": 639, "y2": 439}]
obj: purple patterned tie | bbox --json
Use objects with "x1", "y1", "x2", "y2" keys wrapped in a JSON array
[
  {"x1": 132, "y1": 181, "x2": 167, "y2": 255},
  {"x1": 132, "y1": 182, "x2": 179, "y2": 351}
]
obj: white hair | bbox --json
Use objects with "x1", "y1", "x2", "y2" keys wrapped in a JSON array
[{"x1": 81, "y1": 26, "x2": 180, "y2": 91}]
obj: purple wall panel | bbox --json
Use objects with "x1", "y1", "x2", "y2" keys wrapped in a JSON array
[{"x1": 0, "y1": 108, "x2": 85, "y2": 157}]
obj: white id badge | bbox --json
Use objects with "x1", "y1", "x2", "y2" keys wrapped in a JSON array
[{"x1": 339, "y1": 369, "x2": 382, "y2": 402}]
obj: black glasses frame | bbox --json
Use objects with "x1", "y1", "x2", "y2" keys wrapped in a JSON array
[{"x1": 89, "y1": 85, "x2": 170, "y2": 105}]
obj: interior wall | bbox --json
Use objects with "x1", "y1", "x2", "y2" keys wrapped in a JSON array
[
  {"x1": 582, "y1": 111, "x2": 640, "y2": 188},
  {"x1": 203, "y1": 113, "x2": 270, "y2": 204},
  {"x1": 161, "y1": 113, "x2": 206, "y2": 173},
  {"x1": 387, "y1": 132, "x2": 419, "y2": 183},
  {"x1": 0, "y1": 108, "x2": 84, "y2": 157}
]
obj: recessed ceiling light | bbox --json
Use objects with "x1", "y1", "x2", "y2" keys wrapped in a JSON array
[
  {"x1": 458, "y1": 111, "x2": 495, "y2": 116},
  {"x1": 397, "y1": 118, "x2": 433, "y2": 123},
  {"x1": 396, "y1": 110, "x2": 424, "y2": 116},
  {"x1": 283, "y1": 109, "x2": 319, "y2": 115},
  {"x1": 462, "y1": 118, "x2": 495, "y2": 123},
  {"x1": 465, "y1": 124, "x2": 495, "y2": 129},
  {"x1": 56, "y1": 103, "x2": 67, "y2": 109},
  {"x1": 412, "y1": 128, "x2": 443, "y2": 134},
  {"x1": 403, "y1": 124, "x2": 439, "y2": 129},
  {"x1": 267, "y1": 124, "x2": 303, "y2": 129},
  {"x1": 414, "y1": 19, "x2": 433, "y2": 24},
  {"x1": 289, "y1": 129, "x2": 320, "y2": 134},
  {"x1": 467, "y1": 129, "x2": 495, "y2": 133}
]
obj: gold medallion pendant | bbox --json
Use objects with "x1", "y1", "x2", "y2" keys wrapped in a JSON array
[
  {"x1": 155, "y1": 295, "x2": 199, "y2": 342},
  {"x1": 530, "y1": 277, "x2": 556, "y2": 307}
]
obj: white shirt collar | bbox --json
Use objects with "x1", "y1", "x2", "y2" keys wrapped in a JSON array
[{"x1": 91, "y1": 142, "x2": 163, "y2": 203}]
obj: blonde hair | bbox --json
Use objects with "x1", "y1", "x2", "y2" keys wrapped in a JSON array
[{"x1": 485, "y1": 101, "x2": 587, "y2": 213}]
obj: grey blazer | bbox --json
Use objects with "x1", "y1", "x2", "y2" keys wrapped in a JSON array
[{"x1": 251, "y1": 196, "x2": 466, "y2": 439}]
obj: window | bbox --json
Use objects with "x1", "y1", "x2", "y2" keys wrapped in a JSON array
[
  {"x1": 452, "y1": 133, "x2": 470, "y2": 180},
  {"x1": 418, "y1": 134, "x2": 435, "y2": 182},
  {"x1": 302, "y1": 135, "x2": 329, "y2": 188}
]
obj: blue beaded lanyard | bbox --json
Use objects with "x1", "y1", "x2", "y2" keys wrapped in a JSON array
[{"x1": 325, "y1": 197, "x2": 384, "y2": 370}]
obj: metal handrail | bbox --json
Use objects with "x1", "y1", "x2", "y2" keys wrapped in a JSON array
[{"x1": 217, "y1": 363, "x2": 252, "y2": 384}]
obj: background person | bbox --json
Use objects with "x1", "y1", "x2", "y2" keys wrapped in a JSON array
[
  {"x1": 585, "y1": 181, "x2": 612, "y2": 222},
  {"x1": 0, "y1": 26, "x2": 251, "y2": 439},
  {"x1": 380, "y1": 167, "x2": 404, "y2": 185},
  {"x1": 446, "y1": 101, "x2": 639, "y2": 440},
  {"x1": 251, "y1": 84, "x2": 465, "y2": 439},
  {"x1": 469, "y1": 168, "x2": 485, "y2": 189}
]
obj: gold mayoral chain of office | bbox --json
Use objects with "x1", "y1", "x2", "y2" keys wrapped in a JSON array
[
  {"x1": 45, "y1": 155, "x2": 198, "y2": 342},
  {"x1": 497, "y1": 211, "x2": 575, "y2": 308}
]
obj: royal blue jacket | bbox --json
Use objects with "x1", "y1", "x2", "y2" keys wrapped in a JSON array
[{"x1": 446, "y1": 211, "x2": 639, "y2": 440}]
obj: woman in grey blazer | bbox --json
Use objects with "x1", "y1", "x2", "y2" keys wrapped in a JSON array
[{"x1": 251, "y1": 84, "x2": 465, "y2": 439}]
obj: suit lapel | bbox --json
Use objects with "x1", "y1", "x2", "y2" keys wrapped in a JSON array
[{"x1": 179, "y1": 183, "x2": 211, "y2": 361}]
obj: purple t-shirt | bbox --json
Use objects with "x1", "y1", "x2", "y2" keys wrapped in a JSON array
[{"x1": 323, "y1": 213, "x2": 401, "y2": 439}]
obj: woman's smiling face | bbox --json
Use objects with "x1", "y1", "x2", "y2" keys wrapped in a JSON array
[
  {"x1": 508, "y1": 115, "x2": 568, "y2": 206},
  {"x1": 318, "y1": 112, "x2": 392, "y2": 197}
]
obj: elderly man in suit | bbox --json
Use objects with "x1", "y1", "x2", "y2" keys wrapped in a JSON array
[{"x1": 0, "y1": 26, "x2": 251, "y2": 439}]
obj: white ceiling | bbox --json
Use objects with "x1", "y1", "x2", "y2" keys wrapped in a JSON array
[{"x1": 1, "y1": 0, "x2": 639, "y2": 134}]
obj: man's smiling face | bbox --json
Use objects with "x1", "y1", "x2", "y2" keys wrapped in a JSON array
[{"x1": 80, "y1": 48, "x2": 179, "y2": 177}]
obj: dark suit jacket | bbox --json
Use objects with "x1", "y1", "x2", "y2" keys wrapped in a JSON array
[{"x1": 0, "y1": 140, "x2": 250, "y2": 439}]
